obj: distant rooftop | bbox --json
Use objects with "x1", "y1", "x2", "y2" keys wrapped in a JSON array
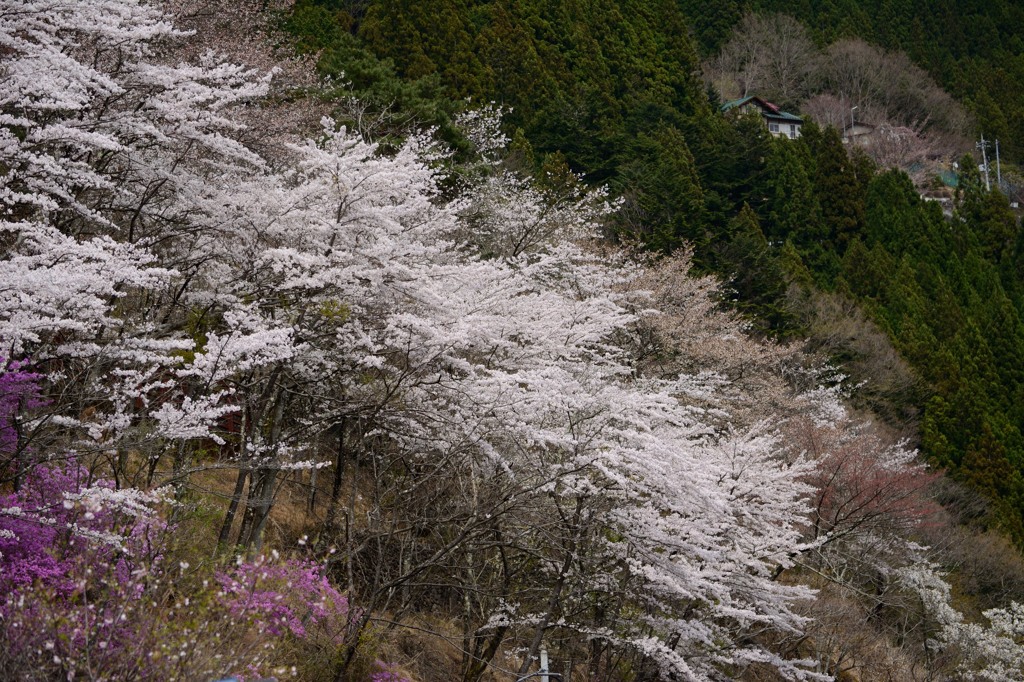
[{"x1": 721, "y1": 95, "x2": 803, "y2": 123}]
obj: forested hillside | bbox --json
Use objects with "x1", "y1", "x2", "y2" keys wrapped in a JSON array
[
  {"x1": 4, "y1": 1, "x2": 1024, "y2": 681},
  {"x1": 680, "y1": 0, "x2": 1024, "y2": 162},
  {"x1": 285, "y1": 0, "x2": 1024, "y2": 537}
]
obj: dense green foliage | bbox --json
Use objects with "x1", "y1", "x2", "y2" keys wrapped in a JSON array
[
  {"x1": 283, "y1": 0, "x2": 1024, "y2": 539},
  {"x1": 839, "y1": 164, "x2": 1024, "y2": 540}
]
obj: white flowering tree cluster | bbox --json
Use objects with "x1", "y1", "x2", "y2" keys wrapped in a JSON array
[{"x1": 2, "y1": 2, "x2": 1023, "y2": 681}]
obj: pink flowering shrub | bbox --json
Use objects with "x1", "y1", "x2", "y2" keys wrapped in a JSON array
[
  {"x1": 0, "y1": 465, "x2": 81, "y2": 593},
  {"x1": 0, "y1": 366, "x2": 161, "y2": 598},
  {"x1": 370, "y1": 661, "x2": 413, "y2": 682},
  {"x1": 0, "y1": 368, "x2": 374, "y2": 682},
  {"x1": 1, "y1": 472, "x2": 356, "y2": 681},
  {"x1": 0, "y1": 463, "x2": 167, "y2": 591},
  {"x1": 0, "y1": 360, "x2": 44, "y2": 461},
  {"x1": 217, "y1": 555, "x2": 349, "y2": 640},
  {"x1": 0, "y1": 464, "x2": 163, "y2": 593},
  {"x1": 0, "y1": 462, "x2": 176, "y2": 680}
]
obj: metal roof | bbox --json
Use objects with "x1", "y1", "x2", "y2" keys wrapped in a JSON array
[{"x1": 721, "y1": 95, "x2": 803, "y2": 122}]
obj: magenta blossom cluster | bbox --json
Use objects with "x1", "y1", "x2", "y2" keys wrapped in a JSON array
[
  {"x1": 0, "y1": 461, "x2": 169, "y2": 679},
  {"x1": 370, "y1": 662, "x2": 413, "y2": 682},
  {"x1": 0, "y1": 463, "x2": 166, "y2": 594},
  {"x1": 0, "y1": 464, "x2": 95, "y2": 593},
  {"x1": 0, "y1": 360, "x2": 44, "y2": 458},
  {"x1": 217, "y1": 556, "x2": 350, "y2": 639}
]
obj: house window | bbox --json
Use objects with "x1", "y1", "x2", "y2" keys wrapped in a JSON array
[
  {"x1": 788, "y1": 124, "x2": 798, "y2": 138},
  {"x1": 768, "y1": 122, "x2": 780, "y2": 134}
]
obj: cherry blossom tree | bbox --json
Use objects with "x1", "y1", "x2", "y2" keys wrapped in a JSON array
[
  {"x1": 4, "y1": 2, "x2": 1017, "y2": 682},
  {"x1": 0, "y1": 0, "x2": 277, "y2": 484}
]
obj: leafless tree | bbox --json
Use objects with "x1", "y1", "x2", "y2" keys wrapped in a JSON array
[
  {"x1": 704, "y1": 12, "x2": 818, "y2": 106},
  {"x1": 708, "y1": 18, "x2": 973, "y2": 175},
  {"x1": 819, "y1": 39, "x2": 970, "y2": 140}
]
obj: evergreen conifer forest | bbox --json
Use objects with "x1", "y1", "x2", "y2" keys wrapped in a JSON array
[{"x1": 4, "y1": 1, "x2": 1024, "y2": 680}]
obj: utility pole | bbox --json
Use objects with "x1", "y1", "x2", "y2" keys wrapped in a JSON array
[
  {"x1": 978, "y1": 134, "x2": 992, "y2": 192},
  {"x1": 850, "y1": 105, "x2": 858, "y2": 142},
  {"x1": 996, "y1": 138, "x2": 1002, "y2": 188}
]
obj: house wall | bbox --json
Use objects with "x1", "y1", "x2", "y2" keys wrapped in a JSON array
[{"x1": 767, "y1": 119, "x2": 801, "y2": 139}]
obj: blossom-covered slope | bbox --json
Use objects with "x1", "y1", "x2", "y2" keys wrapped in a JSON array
[{"x1": 2, "y1": 2, "x2": 1023, "y2": 681}]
